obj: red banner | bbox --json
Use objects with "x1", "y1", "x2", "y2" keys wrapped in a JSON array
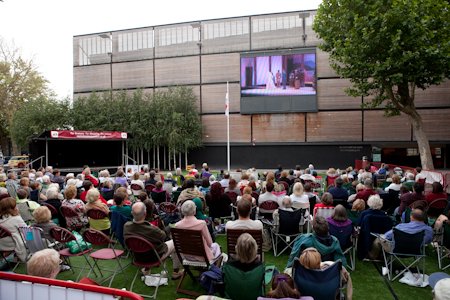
[{"x1": 50, "y1": 130, "x2": 127, "y2": 140}]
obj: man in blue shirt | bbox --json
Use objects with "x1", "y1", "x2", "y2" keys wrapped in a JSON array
[
  {"x1": 328, "y1": 178, "x2": 349, "y2": 201},
  {"x1": 368, "y1": 209, "x2": 432, "y2": 259}
]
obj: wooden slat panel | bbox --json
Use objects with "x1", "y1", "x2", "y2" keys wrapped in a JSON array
[
  {"x1": 316, "y1": 49, "x2": 337, "y2": 78},
  {"x1": 304, "y1": 11, "x2": 320, "y2": 47},
  {"x1": 201, "y1": 17, "x2": 250, "y2": 54},
  {"x1": 252, "y1": 114, "x2": 305, "y2": 142},
  {"x1": 307, "y1": 111, "x2": 362, "y2": 142},
  {"x1": 112, "y1": 61, "x2": 153, "y2": 89},
  {"x1": 155, "y1": 56, "x2": 200, "y2": 86},
  {"x1": 318, "y1": 79, "x2": 361, "y2": 109},
  {"x1": 202, "y1": 83, "x2": 239, "y2": 113},
  {"x1": 414, "y1": 109, "x2": 450, "y2": 141},
  {"x1": 415, "y1": 80, "x2": 450, "y2": 108},
  {"x1": 155, "y1": 86, "x2": 200, "y2": 112},
  {"x1": 74, "y1": 65, "x2": 110, "y2": 92},
  {"x1": 202, "y1": 115, "x2": 251, "y2": 143},
  {"x1": 202, "y1": 53, "x2": 240, "y2": 83},
  {"x1": 364, "y1": 111, "x2": 411, "y2": 141}
]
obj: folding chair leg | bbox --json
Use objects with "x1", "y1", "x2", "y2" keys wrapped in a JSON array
[{"x1": 176, "y1": 266, "x2": 202, "y2": 297}]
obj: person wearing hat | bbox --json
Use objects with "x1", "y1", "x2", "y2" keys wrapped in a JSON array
[{"x1": 429, "y1": 272, "x2": 450, "y2": 300}]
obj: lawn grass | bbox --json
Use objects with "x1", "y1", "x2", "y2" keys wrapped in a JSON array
[{"x1": 11, "y1": 234, "x2": 448, "y2": 300}]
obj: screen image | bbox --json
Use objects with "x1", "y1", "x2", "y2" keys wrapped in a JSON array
[{"x1": 240, "y1": 53, "x2": 316, "y2": 97}]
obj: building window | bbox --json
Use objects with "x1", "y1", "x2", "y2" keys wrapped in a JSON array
[
  {"x1": 117, "y1": 30, "x2": 153, "y2": 52},
  {"x1": 252, "y1": 14, "x2": 302, "y2": 33}
]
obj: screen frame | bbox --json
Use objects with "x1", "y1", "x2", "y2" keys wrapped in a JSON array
[{"x1": 240, "y1": 48, "x2": 318, "y2": 115}]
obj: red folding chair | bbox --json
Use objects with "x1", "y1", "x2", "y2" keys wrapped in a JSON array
[
  {"x1": 43, "y1": 203, "x2": 60, "y2": 225},
  {"x1": 125, "y1": 235, "x2": 168, "y2": 299},
  {"x1": 86, "y1": 209, "x2": 110, "y2": 234},
  {"x1": 83, "y1": 229, "x2": 126, "y2": 287},
  {"x1": 60, "y1": 205, "x2": 85, "y2": 231},
  {"x1": 258, "y1": 200, "x2": 279, "y2": 220},
  {"x1": 49, "y1": 226, "x2": 97, "y2": 281},
  {"x1": 145, "y1": 184, "x2": 156, "y2": 196}
]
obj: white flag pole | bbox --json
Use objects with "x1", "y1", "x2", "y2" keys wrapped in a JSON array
[{"x1": 226, "y1": 81, "x2": 230, "y2": 172}]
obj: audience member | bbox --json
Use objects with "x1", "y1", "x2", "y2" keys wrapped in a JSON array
[
  {"x1": 85, "y1": 188, "x2": 110, "y2": 235},
  {"x1": 265, "y1": 273, "x2": 302, "y2": 299},
  {"x1": 258, "y1": 182, "x2": 278, "y2": 206},
  {"x1": 226, "y1": 199, "x2": 263, "y2": 230},
  {"x1": 369, "y1": 209, "x2": 432, "y2": 259},
  {"x1": 175, "y1": 200, "x2": 221, "y2": 261},
  {"x1": 384, "y1": 174, "x2": 402, "y2": 192},
  {"x1": 61, "y1": 185, "x2": 88, "y2": 230},
  {"x1": 124, "y1": 202, "x2": 182, "y2": 278},
  {"x1": 313, "y1": 192, "x2": 334, "y2": 216},
  {"x1": 27, "y1": 248, "x2": 60, "y2": 278},
  {"x1": 32, "y1": 206, "x2": 57, "y2": 241},
  {"x1": 286, "y1": 216, "x2": 345, "y2": 268},
  {"x1": 426, "y1": 182, "x2": 447, "y2": 204},
  {"x1": 0, "y1": 197, "x2": 27, "y2": 261},
  {"x1": 290, "y1": 182, "x2": 309, "y2": 209},
  {"x1": 177, "y1": 179, "x2": 205, "y2": 206},
  {"x1": 398, "y1": 182, "x2": 425, "y2": 215},
  {"x1": 227, "y1": 233, "x2": 262, "y2": 271},
  {"x1": 328, "y1": 178, "x2": 349, "y2": 200},
  {"x1": 110, "y1": 191, "x2": 132, "y2": 219},
  {"x1": 206, "y1": 182, "x2": 232, "y2": 220}
]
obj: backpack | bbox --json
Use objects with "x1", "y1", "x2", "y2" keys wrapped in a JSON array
[{"x1": 199, "y1": 264, "x2": 223, "y2": 295}]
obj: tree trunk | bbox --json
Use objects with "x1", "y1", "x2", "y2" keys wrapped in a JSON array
[
  {"x1": 157, "y1": 146, "x2": 160, "y2": 170},
  {"x1": 173, "y1": 149, "x2": 176, "y2": 170},
  {"x1": 407, "y1": 110, "x2": 434, "y2": 170},
  {"x1": 163, "y1": 146, "x2": 166, "y2": 171}
]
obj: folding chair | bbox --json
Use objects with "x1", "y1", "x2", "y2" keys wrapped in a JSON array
[
  {"x1": 380, "y1": 228, "x2": 426, "y2": 281},
  {"x1": 158, "y1": 202, "x2": 180, "y2": 225},
  {"x1": 42, "y1": 203, "x2": 60, "y2": 225},
  {"x1": 130, "y1": 183, "x2": 144, "y2": 199},
  {"x1": 258, "y1": 200, "x2": 279, "y2": 221},
  {"x1": 225, "y1": 191, "x2": 238, "y2": 205},
  {"x1": 17, "y1": 226, "x2": 48, "y2": 261},
  {"x1": 271, "y1": 209, "x2": 306, "y2": 256},
  {"x1": 293, "y1": 258, "x2": 344, "y2": 300},
  {"x1": 226, "y1": 229, "x2": 263, "y2": 261},
  {"x1": 60, "y1": 205, "x2": 85, "y2": 231},
  {"x1": 16, "y1": 202, "x2": 34, "y2": 224},
  {"x1": 86, "y1": 209, "x2": 109, "y2": 234},
  {"x1": 358, "y1": 213, "x2": 393, "y2": 260},
  {"x1": 83, "y1": 229, "x2": 126, "y2": 287},
  {"x1": 124, "y1": 235, "x2": 168, "y2": 299},
  {"x1": 314, "y1": 207, "x2": 335, "y2": 219},
  {"x1": 328, "y1": 222, "x2": 356, "y2": 271},
  {"x1": 222, "y1": 263, "x2": 265, "y2": 300},
  {"x1": 145, "y1": 184, "x2": 156, "y2": 196},
  {"x1": 171, "y1": 227, "x2": 222, "y2": 297},
  {"x1": 278, "y1": 181, "x2": 289, "y2": 192},
  {"x1": 436, "y1": 222, "x2": 450, "y2": 270},
  {"x1": 110, "y1": 210, "x2": 131, "y2": 248},
  {"x1": 49, "y1": 226, "x2": 97, "y2": 281},
  {"x1": 427, "y1": 198, "x2": 448, "y2": 219},
  {"x1": 0, "y1": 225, "x2": 20, "y2": 271}
]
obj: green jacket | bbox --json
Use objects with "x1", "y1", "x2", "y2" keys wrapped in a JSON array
[{"x1": 286, "y1": 233, "x2": 346, "y2": 268}]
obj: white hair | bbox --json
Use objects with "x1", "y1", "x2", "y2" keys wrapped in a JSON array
[
  {"x1": 209, "y1": 175, "x2": 216, "y2": 182},
  {"x1": 166, "y1": 172, "x2": 173, "y2": 179},
  {"x1": 65, "y1": 173, "x2": 75, "y2": 179},
  {"x1": 131, "y1": 202, "x2": 146, "y2": 221},
  {"x1": 367, "y1": 195, "x2": 383, "y2": 210},
  {"x1": 176, "y1": 168, "x2": 182, "y2": 175},
  {"x1": 48, "y1": 183, "x2": 60, "y2": 191},
  {"x1": 46, "y1": 187, "x2": 60, "y2": 199},
  {"x1": 42, "y1": 175, "x2": 51, "y2": 183},
  {"x1": 181, "y1": 200, "x2": 196, "y2": 217},
  {"x1": 66, "y1": 179, "x2": 78, "y2": 187}
]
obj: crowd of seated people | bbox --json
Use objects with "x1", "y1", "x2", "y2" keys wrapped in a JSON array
[{"x1": 0, "y1": 161, "x2": 448, "y2": 300}]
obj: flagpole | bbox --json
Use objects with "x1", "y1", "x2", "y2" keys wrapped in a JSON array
[{"x1": 226, "y1": 81, "x2": 230, "y2": 172}]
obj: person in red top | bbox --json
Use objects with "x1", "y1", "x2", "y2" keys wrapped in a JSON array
[
  {"x1": 355, "y1": 178, "x2": 377, "y2": 202},
  {"x1": 426, "y1": 182, "x2": 447, "y2": 205},
  {"x1": 398, "y1": 182, "x2": 426, "y2": 215},
  {"x1": 80, "y1": 180, "x2": 107, "y2": 204},
  {"x1": 83, "y1": 167, "x2": 99, "y2": 187},
  {"x1": 314, "y1": 192, "x2": 334, "y2": 216}
]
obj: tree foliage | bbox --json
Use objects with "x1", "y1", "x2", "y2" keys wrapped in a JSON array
[
  {"x1": 72, "y1": 86, "x2": 202, "y2": 153},
  {"x1": 313, "y1": 0, "x2": 450, "y2": 169},
  {"x1": 0, "y1": 37, "x2": 52, "y2": 151},
  {"x1": 10, "y1": 97, "x2": 71, "y2": 149}
]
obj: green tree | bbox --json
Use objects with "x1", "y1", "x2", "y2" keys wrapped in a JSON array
[
  {"x1": 313, "y1": 0, "x2": 450, "y2": 169},
  {"x1": 0, "y1": 37, "x2": 52, "y2": 153},
  {"x1": 10, "y1": 97, "x2": 71, "y2": 150}
]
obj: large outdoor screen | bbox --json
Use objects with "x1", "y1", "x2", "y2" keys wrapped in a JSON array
[{"x1": 240, "y1": 50, "x2": 317, "y2": 114}]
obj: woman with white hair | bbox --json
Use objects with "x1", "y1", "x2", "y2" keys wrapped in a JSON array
[
  {"x1": 290, "y1": 182, "x2": 309, "y2": 209},
  {"x1": 173, "y1": 168, "x2": 185, "y2": 187},
  {"x1": 175, "y1": 200, "x2": 221, "y2": 261},
  {"x1": 356, "y1": 195, "x2": 385, "y2": 226},
  {"x1": 43, "y1": 187, "x2": 64, "y2": 226},
  {"x1": 85, "y1": 188, "x2": 110, "y2": 235}
]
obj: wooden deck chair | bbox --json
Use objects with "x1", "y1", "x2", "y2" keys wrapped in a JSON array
[{"x1": 226, "y1": 229, "x2": 263, "y2": 261}]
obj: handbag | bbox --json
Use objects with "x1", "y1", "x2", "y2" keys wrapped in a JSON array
[{"x1": 67, "y1": 231, "x2": 92, "y2": 254}]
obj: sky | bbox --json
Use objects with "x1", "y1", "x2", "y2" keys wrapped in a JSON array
[{"x1": 0, "y1": 0, "x2": 322, "y2": 99}]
